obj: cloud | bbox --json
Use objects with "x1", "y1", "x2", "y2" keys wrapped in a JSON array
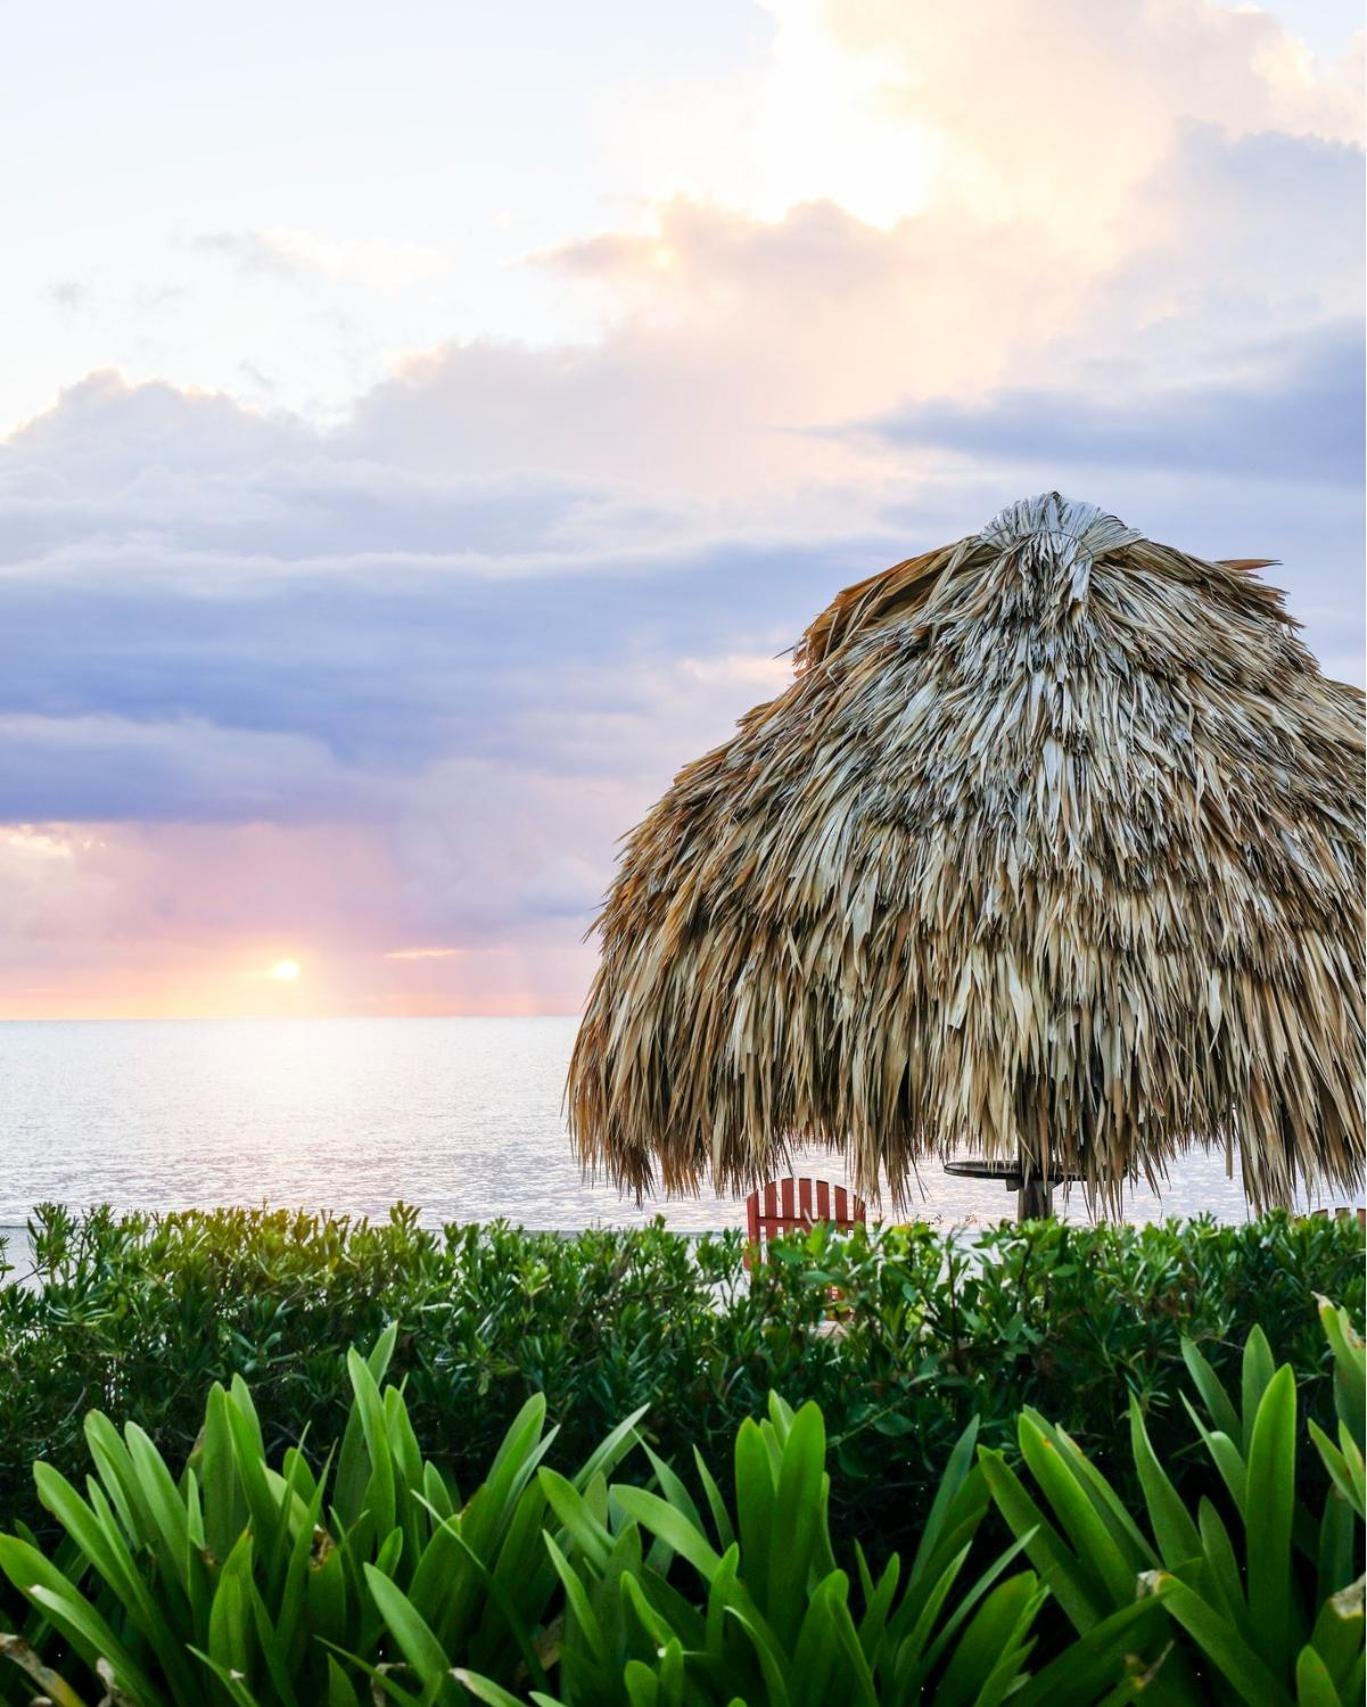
[
  {"x1": 359, "y1": 197, "x2": 1077, "y2": 501},
  {"x1": 1096, "y1": 126, "x2": 1366, "y2": 340},
  {"x1": 863, "y1": 321, "x2": 1365, "y2": 486},
  {"x1": 45, "y1": 280, "x2": 89, "y2": 318},
  {"x1": 190, "y1": 229, "x2": 451, "y2": 290},
  {"x1": 0, "y1": 0, "x2": 1360, "y2": 1014},
  {"x1": 0, "y1": 714, "x2": 369, "y2": 824},
  {"x1": 824, "y1": 0, "x2": 1362, "y2": 246}
]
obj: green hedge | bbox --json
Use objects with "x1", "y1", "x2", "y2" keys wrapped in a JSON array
[{"x1": 1, "y1": 1204, "x2": 1361, "y2": 1560}]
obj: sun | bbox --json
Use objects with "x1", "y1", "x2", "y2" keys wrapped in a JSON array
[{"x1": 268, "y1": 959, "x2": 302, "y2": 982}]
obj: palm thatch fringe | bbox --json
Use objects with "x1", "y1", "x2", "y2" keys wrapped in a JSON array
[{"x1": 568, "y1": 495, "x2": 1365, "y2": 1213}]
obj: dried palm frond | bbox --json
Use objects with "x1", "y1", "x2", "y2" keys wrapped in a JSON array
[{"x1": 568, "y1": 494, "x2": 1366, "y2": 1213}]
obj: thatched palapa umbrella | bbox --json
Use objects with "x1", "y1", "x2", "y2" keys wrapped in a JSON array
[{"x1": 569, "y1": 494, "x2": 1365, "y2": 1215}]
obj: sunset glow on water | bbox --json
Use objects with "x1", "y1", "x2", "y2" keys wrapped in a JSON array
[{"x1": 2, "y1": 1017, "x2": 1358, "y2": 1233}]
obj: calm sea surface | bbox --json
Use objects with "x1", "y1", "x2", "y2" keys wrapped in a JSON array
[{"x1": 0, "y1": 1018, "x2": 1360, "y2": 1242}]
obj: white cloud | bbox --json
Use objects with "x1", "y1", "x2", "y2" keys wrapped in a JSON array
[{"x1": 191, "y1": 229, "x2": 452, "y2": 291}]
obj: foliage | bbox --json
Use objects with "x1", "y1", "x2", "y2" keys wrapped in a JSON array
[
  {"x1": 980, "y1": 1297, "x2": 1366, "y2": 1705},
  {"x1": 1, "y1": 1306, "x2": 1359, "y2": 1704},
  {"x1": 0, "y1": 1335, "x2": 1158, "y2": 1706},
  {"x1": 2, "y1": 1205, "x2": 1361, "y2": 1566},
  {"x1": 0, "y1": 1324, "x2": 643, "y2": 1706},
  {"x1": 443, "y1": 1395, "x2": 1168, "y2": 1707}
]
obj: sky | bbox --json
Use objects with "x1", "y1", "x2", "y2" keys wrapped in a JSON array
[{"x1": 1, "y1": 0, "x2": 1362, "y2": 1019}]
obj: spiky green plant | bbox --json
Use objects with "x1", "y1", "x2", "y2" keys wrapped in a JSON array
[
  {"x1": 2, "y1": 1301, "x2": 1361, "y2": 1704},
  {"x1": 980, "y1": 1300, "x2": 1365, "y2": 1706},
  {"x1": 391, "y1": 1397, "x2": 1167, "y2": 1707},
  {"x1": 0, "y1": 1325, "x2": 643, "y2": 1706}
]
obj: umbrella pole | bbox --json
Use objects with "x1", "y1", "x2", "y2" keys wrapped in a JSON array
[{"x1": 1016, "y1": 1150, "x2": 1053, "y2": 1221}]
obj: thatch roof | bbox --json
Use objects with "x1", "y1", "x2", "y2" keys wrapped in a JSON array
[{"x1": 568, "y1": 494, "x2": 1365, "y2": 1212}]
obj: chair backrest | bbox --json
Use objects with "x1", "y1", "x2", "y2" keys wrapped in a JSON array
[
  {"x1": 1311, "y1": 1207, "x2": 1366, "y2": 1229},
  {"x1": 745, "y1": 1177, "x2": 867, "y2": 1250}
]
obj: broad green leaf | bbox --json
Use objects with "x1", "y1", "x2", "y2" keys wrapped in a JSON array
[
  {"x1": 734, "y1": 1416, "x2": 775, "y2": 1597},
  {"x1": 1011, "y1": 1594, "x2": 1172, "y2": 1707},
  {"x1": 575, "y1": 1404, "x2": 649, "y2": 1491},
  {"x1": 201, "y1": 1383, "x2": 248, "y2": 1565},
  {"x1": 442, "y1": 1512, "x2": 551, "y2": 1692},
  {"x1": 1180, "y1": 1397, "x2": 1246, "y2": 1514},
  {"x1": 346, "y1": 1349, "x2": 397, "y2": 1539},
  {"x1": 383, "y1": 1386, "x2": 425, "y2": 1498},
  {"x1": 194, "y1": 1650, "x2": 268, "y2": 1707},
  {"x1": 327, "y1": 1654, "x2": 365, "y2": 1706},
  {"x1": 1317, "y1": 1300, "x2": 1365, "y2": 1451},
  {"x1": 619, "y1": 1567, "x2": 676, "y2": 1650},
  {"x1": 543, "y1": 1533, "x2": 608, "y2": 1667},
  {"x1": 406, "y1": 1509, "x2": 472, "y2": 1635},
  {"x1": 723, "y1": 1602, "x2": 793, "y2": 1707},
  {"x1": 422, "y1": 1462, "x2": 455, "y2": 1525},
  {"x1": 641, "y1": 1443, "x2": 704, "y2": 1533},
  {"x1": 0, "y1": 1534, "x2": 158, "y2": 1702},
  {"x1": 977, "y1": 1448, "x2": 1104, "y2": 1632},
  {"x1": 854, "y1": 1541, "x2": 899, "y2": 1669},
  {"x1": 908, "y1": 1418, "x2": 981, "y2": 1587},
  {"x1": 1197, "y1": 1497, "x2": 1248, "y2": 1633},
  {"x1": 306, "y1": 1531, "x2": 349, "y2": 1651},
  {"x1": 1016, "y1": 1414, "x2": 1138, "y2": 1608},
  {"x1": 1240, "y1": 1329, "x2": 1276, "y2": 1455},
  {"x1": 1042, "y1": 1423, "x2": 1155, "y2": 1572},
  {"x1": 80, "y1": 1476, "x2": 202, "y2": 1700},
  {"x1": 1155, "y1": 1574, "x2": 1293, "y2": 1707},
  {"x1": 624, "y1": 1655, "x2": 660, "y2": 1707},
  {"x1": 538, "y1": 1468, "x2": 614, "y2": 1572},
  {"x1": 1309, "y1": 1573, "x2": 1365, "y2": 1694},
  {"x1": 694, "y1": 1447, "x2": 737, "y2": 1553},
  {"x1": 209, "y1": 1535, "x2": 257, "y2": 1681},
  {"x1": 81, "y1": 1410, "x2": 157, "y2": 1554},
  {"x1": 27, "y1": 1580, "x2": 162, "y2": 1706},
  {"x1": 791, "y1": 1571, "x2": 867, "y2": 1707},
  {"x1": 33, "y1": 1463, "x2": 150, "y2": 1618},
  {"x1": 1316, "y1": 1492, "x2": 1356, "y2": 1612},
  {"x1": 890, "y1": 1541, "x2": 973, "y2": 1687},
  {"x1": 1180, "y1": 1339, "x2": 1242, "y2": 1441},
  {"x1": 627, "y1": 1549, "x2": 708, "y2": 1655},
  {"x1": 124, "y1": 1421, "x2": 194, "y2": 1593},
  {"x1": 461, "y1": 1397, "x2": 556, "y2": 1569},
  {"x1": 1245, "y1": 1365, "x2": 1299, "y2": 1675},
  {"x1": 272, "y1": 1448, "x2": 327, "y2": 1662},
  {"x1": 936, "y1": 1570, "x2": 1044, "y2": 1707},
  {"x1": 226, "y1": 1374, "x2": 265, "y2": 1456},
  {"x1": 243, "y1": 1568, "x2": 302, "y2": 1707},
  {"x1": 1128, "y1": 1397, "x2": 1201, "y2": 1569},
  {"x1": 363, "y1": 1566, "x2": 450, "y2": 1689},
  {"x1": 612, "y1": 1486, "x2": 723, "y2": 1582},
  {"x1": 1309, "y1": 1421, "x2": 1365, "y2": 1523},
  {"x1": 767, "y1": 1401, "x2": 827, "y2": 1646},
  {"x1": 224, "y1": 1390, "x2": 288, "y2": 1567},
  {"x1": 321, "y1": 1644, "x2": 425, "y2": 1707},
  {"x1": 453, "y1": 1673, "x2": 544, "y2": 1707},
  {"x1": 915, "y1": 1531, "x2": 1039, "y2": 1682},
  {"x1": 1294, "y1": 1644, "x2": 1342, "y2": 1707}
]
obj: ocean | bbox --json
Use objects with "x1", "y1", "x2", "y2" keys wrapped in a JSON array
[{"x1": 0, "y1": 1017, "x2": 1360, "y2": 1249}]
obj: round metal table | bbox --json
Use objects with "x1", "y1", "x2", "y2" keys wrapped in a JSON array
[{"x1": 942, "y1": 1157, "x2": 1082, "y2": 1219}]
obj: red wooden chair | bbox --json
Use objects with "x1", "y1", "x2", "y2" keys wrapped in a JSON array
[{"x1": 744, "y1": 1177, "x2": 867, "y2": 1270}]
